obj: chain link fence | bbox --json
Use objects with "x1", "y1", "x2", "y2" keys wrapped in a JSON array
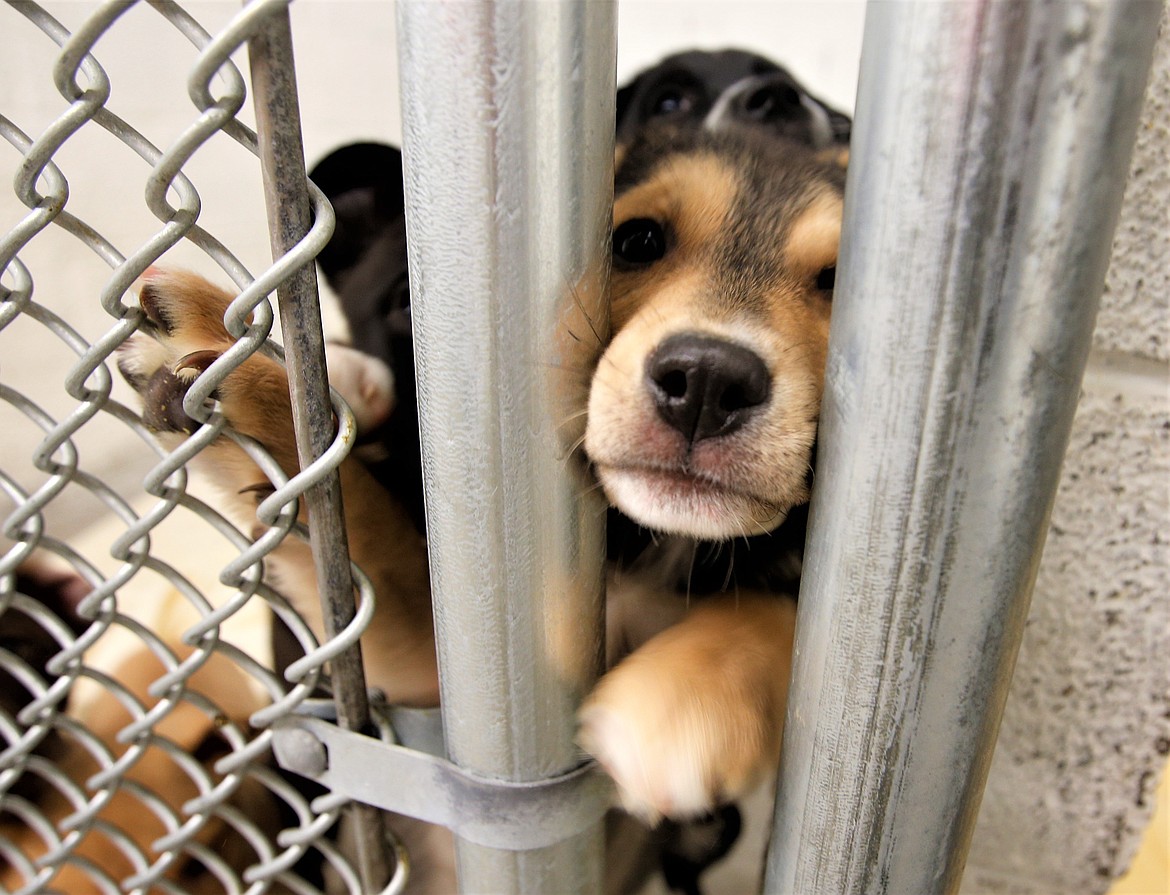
[{"x1": 0, "y1": 1, "x2": 379, "y2": 891}]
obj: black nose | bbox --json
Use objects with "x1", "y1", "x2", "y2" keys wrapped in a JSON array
[
  {"x1": 738, "y1": 76, "x2": 804, "y2": 123},
  {"x1": 646, "y1": 334, "x2": 771, "y2": 443}
]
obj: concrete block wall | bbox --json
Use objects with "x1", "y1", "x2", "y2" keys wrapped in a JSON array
[{"x1": 962, "y1": 7, "x2": 1170, "y2": 892}]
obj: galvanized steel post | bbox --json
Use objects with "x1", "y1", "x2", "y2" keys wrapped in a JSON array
[
  {"x1": 396, "y1": 2, "x2": 615, "y2": 892},
  {"x1": 247, "y1": 5, "x2": 393, "y2": 891},
  {"x1": 765, "y1": 3, "x2": 1162, "y2": 894}
]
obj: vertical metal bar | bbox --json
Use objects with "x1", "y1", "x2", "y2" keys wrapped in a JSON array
[
  {"x1": 764, "y1": 2, "x2": 1162, "y2": 894},
  {"x1": 396, "y1": 2, "x2": 614, "y2": 892},
  {"x1": 246, "y1": 5, "x2": 392, "y2": 891}
]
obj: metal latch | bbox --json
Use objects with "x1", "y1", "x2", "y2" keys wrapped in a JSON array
[{"x1": 271, "y1": 701, "x2": 613, "y2": 852}]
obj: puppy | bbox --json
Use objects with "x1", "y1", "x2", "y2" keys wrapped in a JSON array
[
  {"x1": 115, "y1": 268, "x2": 456, "y2": 894},
  {"x1": 308, "y1": 142, "x2": 424, "y2": 534},
  {"x1": 616, "y1": 48, "x2": 851, "y2": 149}
]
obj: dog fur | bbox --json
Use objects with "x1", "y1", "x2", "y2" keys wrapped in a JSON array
[
  {"x1": 0, "y1": 561, "x2": 283, "y2": 894},
  {"x1": 616, "y1": 48, "x2": 850, "y2": 149}
]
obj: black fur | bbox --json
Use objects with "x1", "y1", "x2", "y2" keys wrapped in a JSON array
[
  {"x1": 1, "y1": 561, "x2": 89, "y2": 805},
  {"x1": 617, "y1": 48, "x2": 850, "y2": 147}
]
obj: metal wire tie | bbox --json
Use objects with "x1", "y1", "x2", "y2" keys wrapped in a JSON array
[{"x1": 271, "y1": 704, "x2": 613, "y2": 851}]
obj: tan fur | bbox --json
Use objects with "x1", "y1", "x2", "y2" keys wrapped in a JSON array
[
  {"x1": 0, "y1": 638, "x2": 280, "y2": 894},
  {"x1": 580, "y1": 595, "x2": 796, "y2": 823},
  {"x1": 784, "y1": 192, "x2": 843, "y2": 278},
  {"x1": 814, "y1": 145, "x2": 850, "y2": 168}
]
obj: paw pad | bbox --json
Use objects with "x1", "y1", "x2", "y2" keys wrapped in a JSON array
[{"x1": 138, "y1": 366, "x2": 204, "y2": 434}]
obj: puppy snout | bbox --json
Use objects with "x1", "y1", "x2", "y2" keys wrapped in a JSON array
[
  {"x1": 646, "y1": 334, "x2": 770, "y2": 444},
  {"x1": 738, "y1": 76, "x2": 803, "y2": 124}
]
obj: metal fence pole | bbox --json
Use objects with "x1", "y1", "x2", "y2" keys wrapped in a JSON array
[
  {"x1": 246, "y1": 3, "x2": 392, "y2": 890},
  {"x1": 765, "y1": 2, "x2": 1162, "y2": 894},
  {"x1": 396, "y1": 2, "x2": 615, "y2": 893}
]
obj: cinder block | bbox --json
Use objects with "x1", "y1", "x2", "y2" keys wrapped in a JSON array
[
  {"x1": 965, "y1": 12, "x2": 1170, "y2": 892},
  {"x1": 964, "y1": 377, "x2": 1170, "y2": 894},
  {"x1": 1093, "y1": 6, "x2": 1169, "y2": 364}
]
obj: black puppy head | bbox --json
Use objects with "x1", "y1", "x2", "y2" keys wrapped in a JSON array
[
  {"x1": 310, "y1": 142, "x2": 411, "y2": 368},
  {"x1": 616, "y1": 48, "x2": 851, "y2": 149},
  {"x1": 309, "y1": 143, "x2": 425, "y2": 530}
]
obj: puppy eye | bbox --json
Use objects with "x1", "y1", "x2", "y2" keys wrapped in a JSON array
[
  {"x1": 380, "y1": 273, "x2": 410, "y2": 317},
  {"x1": 613, "y1": 219, "x2": 667, "y2": 265},
  {"x1": 649, "y1": 86, "x2": 696, "y2": 117},
  {"x1": 816, "y1": 265, "x2": 836, "y2": 292}
]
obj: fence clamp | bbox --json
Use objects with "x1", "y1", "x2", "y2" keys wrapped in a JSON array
[{"x1": 271, "y1": 701, "x2": 614, "y2": 851}]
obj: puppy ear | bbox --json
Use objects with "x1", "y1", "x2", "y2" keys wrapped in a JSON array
[{"x1": 309, "y1": 142, "x2": 406, "y2": 284}]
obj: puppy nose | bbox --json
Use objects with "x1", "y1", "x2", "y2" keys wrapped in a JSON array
[
  {"x1": 646, "y1": 334, "x2": 770, "y2": 443},
  {"x1": 739, "y1": 76, "x2": 803, "y2": 123}
]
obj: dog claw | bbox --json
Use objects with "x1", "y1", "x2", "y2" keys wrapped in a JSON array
[
  {"x1": 177, "y1": 350, "x2": 220, "y2": 376},
  {"x1": 137, "y1": 281, "x2": 175, "y2": 335}
]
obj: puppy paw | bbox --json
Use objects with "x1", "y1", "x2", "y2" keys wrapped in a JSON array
[
  {"x1": 324, "y1": 342, "x2": 395, "y2": 434},
  {"x1": 117, "y1": 268, "x2": 300, "y2": 480},
  {"x1": 579, "y1": 596, "x2": 795, "y2": 824}
]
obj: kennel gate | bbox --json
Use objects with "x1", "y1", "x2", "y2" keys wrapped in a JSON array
[{"x1": 0, "y1": 1, "x2": 1162, "y2": 895}]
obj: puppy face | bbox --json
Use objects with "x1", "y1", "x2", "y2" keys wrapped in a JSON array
[{"x1": 585, "y1": 128, "x2": 843, "y2": 540}]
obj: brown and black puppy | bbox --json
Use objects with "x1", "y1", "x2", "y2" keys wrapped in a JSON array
[
  {"x1": 116, "y1": 268, "x2": 439, "y2": 711},
  {"x1": 578, "y1": 124, "x2": 843, "y2": 825},
  {"x1": 115, "y1": 269, "x2": 456, "y2": 894},
  {"x1": 0, "y1": 558, "x2": 286, "y2": 894}
]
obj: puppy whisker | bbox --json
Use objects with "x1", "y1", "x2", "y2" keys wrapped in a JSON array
[{"x1": 565, "y1": 277, "x2": 606, "y2": 348}]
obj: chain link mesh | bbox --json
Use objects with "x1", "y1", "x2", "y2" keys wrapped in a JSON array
[{"x1": 0, "y1": 2, "x2": 374, "y2": 891}]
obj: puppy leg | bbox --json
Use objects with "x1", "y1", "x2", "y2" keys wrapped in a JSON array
[
  {"x1": 117, "y1": 268, "x2": 437, "y2": 706},
  {"x1": 579, "y1": 594, "x2": 796, "y2": 824}
]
